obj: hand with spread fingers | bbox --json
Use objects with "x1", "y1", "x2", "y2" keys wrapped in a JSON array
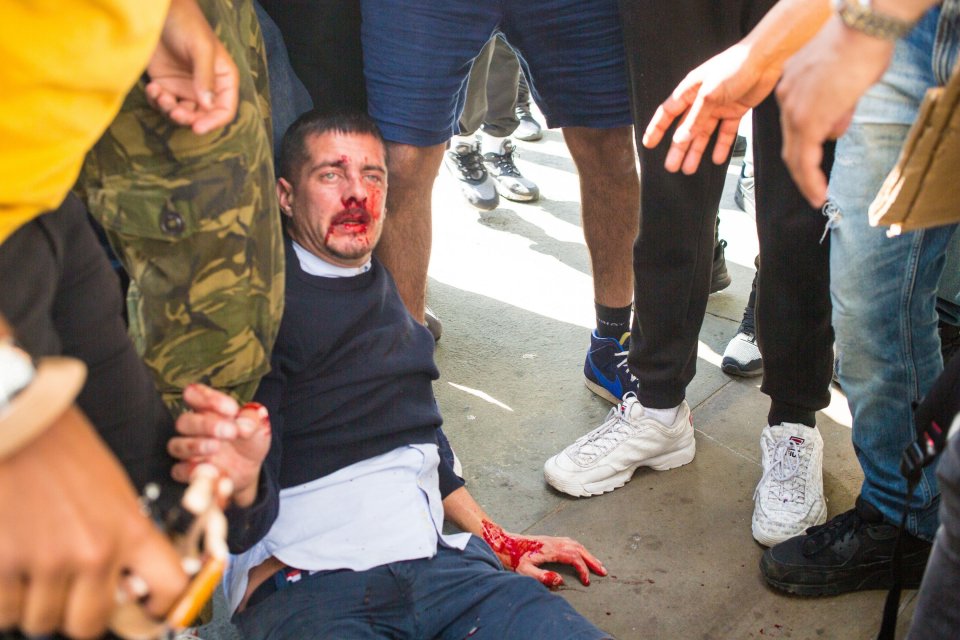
[
  {"x1": 480, "y1": 520, "x2": 608, "y2": 588},
  {"x1": 146, "y1": 0, "x2": 239, "y2": 135},
  {"x1": 641, "y1": 0, "x2": 833, "y2": 175},
  {"x1": 442, "y1": 486, "x2": 607, "y2": 588},
  {"x1": 169, "y1": 384, "x2": 272, "y2": 508},
  {"x1": 642, "y1": 43, "x2": 776, "y2": 174}
]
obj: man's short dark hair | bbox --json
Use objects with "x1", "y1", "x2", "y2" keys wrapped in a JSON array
[{"x1": 279, "y1": 110, "x2": 387, "y2": 182}]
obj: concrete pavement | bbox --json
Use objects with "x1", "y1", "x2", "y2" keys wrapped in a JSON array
[
  {"x1": 198, "y1": 123, "x2": 918, "y2": 639},
  {"x1": 428, "y1": 126, "x2": 916, "y2": 640}
]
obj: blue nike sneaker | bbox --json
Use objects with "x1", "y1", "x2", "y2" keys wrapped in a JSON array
[{"x1": 583, "y1": 331, "x2": 638, "y2": 403}]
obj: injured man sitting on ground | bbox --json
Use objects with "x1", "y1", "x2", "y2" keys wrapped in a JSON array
[{"x1": 168, "y1": 111, "x2": 611, "y2": 639}]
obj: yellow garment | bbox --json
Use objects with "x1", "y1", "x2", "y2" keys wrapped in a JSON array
[{"x1": 0, "y1": 0, "x2": 169, "y2": 244}]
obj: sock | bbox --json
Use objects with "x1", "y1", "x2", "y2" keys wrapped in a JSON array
[
  {"x1": 451, "y1": 134, "x2": 476, "y2": 150},
  {"x1": 595, "y1": 303, "x2": 631, "y2": 340},
  {"x1": 643, "y1": 405, "x2": 680, "y2": 425},
  {"x1": 768, "y1": 404, "x2": 817, "y2": 428},
  {"x1": 478, "y1": 130, "x2": 508, "y2": 155}
]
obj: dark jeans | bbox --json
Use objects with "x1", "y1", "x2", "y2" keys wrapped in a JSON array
[
  {"x1": 236, "y1": 537, "x2": 609, "y2": 640},
  {"x1": 618, "y1": 0, "x2": 834, "y2": 416}
]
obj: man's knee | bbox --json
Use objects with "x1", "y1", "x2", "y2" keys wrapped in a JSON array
[
  {"x1": 563, "y1": 126, "x2": 636, "y2": 178},
  {"x1": 384, "y1": 142, "x2": 446, "y2": 189}
]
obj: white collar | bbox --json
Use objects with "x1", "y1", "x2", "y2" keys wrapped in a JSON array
[{"x1": 292, "y1": 240, "x2": 372, "y2": 278}]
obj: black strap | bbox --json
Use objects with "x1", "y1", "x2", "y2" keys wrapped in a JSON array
[
  {"x1": 877, "y1": 418, "x2": 949, "y2": 639},
  {"x1": 877, "y1": 476, "x2": 919, "y2": 640}
]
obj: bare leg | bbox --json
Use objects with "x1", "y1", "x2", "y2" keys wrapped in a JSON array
[
  {"x1": 562, "y1": 126, "x2": 638, "y2": 309},
  {"x1": 375, "y1": 142, "x2": 446, "y2": 323}
]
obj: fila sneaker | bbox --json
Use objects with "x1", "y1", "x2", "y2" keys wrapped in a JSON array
[
  {"x1": 752, "y1": 423, "x2": 827, "y2": 546},
  {"x1": 544, "y1": 394, "x2": 695, "y2": 497}
]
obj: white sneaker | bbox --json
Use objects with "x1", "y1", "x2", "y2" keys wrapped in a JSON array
[
  {"x1": 721, "y1": 330, "x2": 762, "y2": 377},
  {"x1": 482, "y1": 139, "x2": 540, "y2": 202},
  {"x1": 752, "y1": 423, "x2": 827, "y2": 546},
  {"x1": 544, "y1": 394, "x2": 695, "y2": 497},
  {"x1": 443, "y1": 141, "x2": 499, "y2": 211}
]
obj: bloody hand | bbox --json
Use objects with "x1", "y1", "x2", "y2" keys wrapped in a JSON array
[{"x1": 480, "y1": 520, "x2": 607, "y2": 588}]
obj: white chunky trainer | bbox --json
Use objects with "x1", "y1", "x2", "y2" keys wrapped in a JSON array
[
  {"x1": 752, "y1": 423, "x2": 827, "y2": 547},
  {"x1": 544, "y1": 394, "x2": 695, "y2": 497}
]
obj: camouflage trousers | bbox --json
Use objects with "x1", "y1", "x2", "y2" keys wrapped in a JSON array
[{"x1": 77, "y1": 0, "x2": 284, "y2": 414}]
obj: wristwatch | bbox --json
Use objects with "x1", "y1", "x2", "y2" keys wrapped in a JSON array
[
  {"x1": 0, "y1": 339, "x2": 35, "y2": 412},
  {"x1": 833, "y1": 0, "x2": 919, "y2": 41}
]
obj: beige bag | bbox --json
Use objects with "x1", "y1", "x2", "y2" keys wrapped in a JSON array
[{"x1": 869, "y1": 63, "x2": 960, "y2": 235}]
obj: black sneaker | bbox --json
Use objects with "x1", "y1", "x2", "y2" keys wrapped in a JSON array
[
  {"x1": 733, "y1": 134, "x2": 748, "y2": 157},
  {"x1": 760, "y1": 496, "x2": 932, "y2": 596},
  {"x1": 711, "y1": 239, "x2": 732, "y2": 293},
  {"x1": 711, "y1": 215, "x2": 732, "y2": 294}
]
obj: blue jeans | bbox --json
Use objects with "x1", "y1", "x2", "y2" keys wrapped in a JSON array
[
  {"x1": 828, "y1": 7, "x2": 957, "y2": 540},
  {"x1": 235, "y1": 537, "x2": 609, "y2": 640}
]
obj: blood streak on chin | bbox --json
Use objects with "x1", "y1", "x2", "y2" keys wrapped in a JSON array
[{"x1": 480, "y1": 520, "x2": 543, "y2": 570}]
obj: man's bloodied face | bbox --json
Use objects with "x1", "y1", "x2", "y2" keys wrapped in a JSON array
[{"x1": 278, "y1": 131, "x2": 387, "y2": 267}]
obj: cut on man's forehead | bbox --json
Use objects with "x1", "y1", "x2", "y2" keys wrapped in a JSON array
[{"x1": 301, "y1": 133, "x2": 386, "y2": 174}]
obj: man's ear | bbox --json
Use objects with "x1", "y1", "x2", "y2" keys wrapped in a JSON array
[{"x1": 277, "y1": 178, "x2": 294, "y2": 219}]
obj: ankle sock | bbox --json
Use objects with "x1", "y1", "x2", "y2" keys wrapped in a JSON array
[
  {"x1": 478, "y1": 131, "x2": 508, "y2": 155},
  {"x1": 768, "y1": 406, "x2": 817, "y2": 428},
  {"x1": 595, "y1": 303, "x2": 631, "y2": 340},
  {"x1": 451, "y1": 134, "x2": 476, "y2": 149},
  {"x1": 644, "y1": 405, "x2": 680, "y2": 425}
]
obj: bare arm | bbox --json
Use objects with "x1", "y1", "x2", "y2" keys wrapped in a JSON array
[
  {"x1": 443, "y1": 486, "x2": 607, "y2": 587},
  {"x1": 642, "y1": 0, "x2": 831, "y2": 174},
  {"x1": 778, "y1": 0, "x2": 942, "y2": 205}
]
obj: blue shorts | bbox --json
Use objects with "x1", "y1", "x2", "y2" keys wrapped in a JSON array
[{"x1": 360, "y1": 0, "x2": 632, "y2": 145}]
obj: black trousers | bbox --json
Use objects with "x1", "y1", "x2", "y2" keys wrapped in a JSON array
[
  {"x1": 258, "y1": 0, "x2": 367, "y2": 115},
  {"x1": 0, "y1": 195, "x2": 179, "y2": 501},
  {"x1": 618, "y1": 0, "x2": 834, "y2": 420}
]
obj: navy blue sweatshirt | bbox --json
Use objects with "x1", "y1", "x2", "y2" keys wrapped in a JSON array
[{"x1": 226, "y1": 237, "x2": 464, "y2": 553}]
